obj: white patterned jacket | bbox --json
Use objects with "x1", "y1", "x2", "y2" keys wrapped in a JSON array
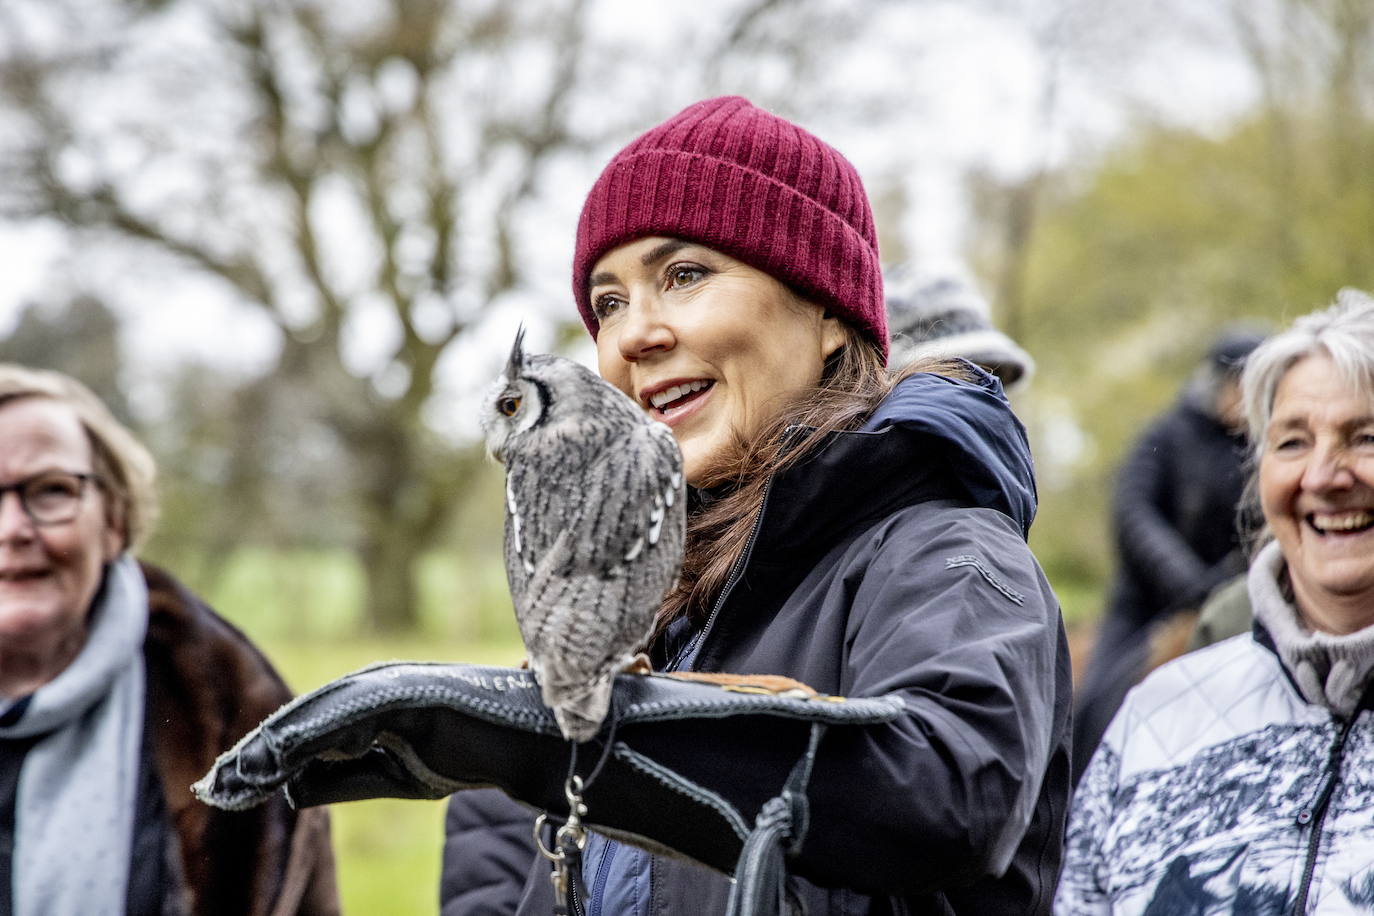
[{"x1": 1057, "y1": 564, "x2": 1374, "y2": 915}]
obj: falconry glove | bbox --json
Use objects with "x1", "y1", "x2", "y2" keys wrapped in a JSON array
[{"x1": 193, "y1": 661, "x2": 902, "y2": 916}]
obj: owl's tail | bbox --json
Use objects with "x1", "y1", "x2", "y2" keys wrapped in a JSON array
[{"x1": 549, "y1": 676, "x2": 614, "y2": 744}]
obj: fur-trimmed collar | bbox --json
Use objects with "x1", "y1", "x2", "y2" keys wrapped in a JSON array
[{"x1": 140, "y1": 561, "x2": 338, "y2": 916}]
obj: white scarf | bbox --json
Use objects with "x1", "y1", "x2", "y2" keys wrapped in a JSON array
[
  {"x1": 1, "y1": 555, "x2": 147, "y2": 916},
  {"x1": 1250, "y1": 541, "x2": 1374, "y2": 719}
]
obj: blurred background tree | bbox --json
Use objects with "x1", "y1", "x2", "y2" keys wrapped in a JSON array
[
  {"x1": 2, "y1": 0, "x2": 1372, "y2": 910},
  {"x1": 1007, "y1": 0, "x2": 1374, "y2": 606},
  {"x1": 0, "y1": 0, "x2": 618, "y2": 631},
  {"x1": 0, "y1": 0, "x2": 869, "y2": 633},
  {"x1": 0, "y1": 0, "x2": 1369, "y2": 633}
]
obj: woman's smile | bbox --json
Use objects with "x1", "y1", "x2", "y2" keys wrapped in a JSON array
[
  {"x1": 641, "y1": 379, "x2": 715, "y2": 425},
  {"x1": 1305, "y1": 508, "x2": 1374, "y2": 535}
]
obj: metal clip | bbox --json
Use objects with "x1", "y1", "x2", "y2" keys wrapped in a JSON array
[{"x1": 533, "y1": 775, "x2": 589, "y2": 912}]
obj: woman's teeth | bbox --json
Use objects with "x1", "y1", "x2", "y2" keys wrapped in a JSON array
[
  {"x1": 1311, "y1": 511, "x2": 1374, "y2": 534},
  {"x1": 650, "y1": 380, "x2": 710, "y2": 409}
]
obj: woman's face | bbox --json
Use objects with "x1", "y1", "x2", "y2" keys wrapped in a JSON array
[
  {"x1": 0, "y1": 398, "x2": 121, "y2": 654},
  {"x1": 1259, "y1": 353, "x2": 1374, "y2": 632},
  {"x1": 590, "y1": 237, "x2": 847, "y2": 485}
]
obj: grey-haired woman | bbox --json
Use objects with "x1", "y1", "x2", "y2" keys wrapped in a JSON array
[{"x1": 1058, "y1": 288, "x2": 1374, "y2": 913}]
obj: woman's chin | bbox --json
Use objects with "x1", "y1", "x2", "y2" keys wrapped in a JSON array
[{"x1": 0, "y1": 599, "x2": 75, "y2": 645}]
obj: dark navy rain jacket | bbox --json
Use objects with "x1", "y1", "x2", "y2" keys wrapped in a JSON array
[{"x1": 442, "y1": 368, "x2": 1072, "y2": 915}]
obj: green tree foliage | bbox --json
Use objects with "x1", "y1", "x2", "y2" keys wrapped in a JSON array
[{"x1": 1014, "y1": 29, "x2": 1374, "y2": 607}]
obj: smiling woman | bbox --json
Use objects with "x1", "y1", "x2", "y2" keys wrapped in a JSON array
[
  {"x1": 1058, "y1": 288, "x2": 1374, "y2": 915},
  {"x1": 1258, "y1": 353, "x2": 1374, "y2": 633},
  {"x1": 0, "y1": 365, "x2": 338, "y2": 915},
  {"x1": 442, "y1": 96, "x2": 1071, "y2": 916},
  {"x1": 0, "y1": 400, "x2": 121, "y2": 689}
]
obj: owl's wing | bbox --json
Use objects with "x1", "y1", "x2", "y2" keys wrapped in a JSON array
[{"x1": 572, "y1": 419, "x2": 683, "y2": 579}]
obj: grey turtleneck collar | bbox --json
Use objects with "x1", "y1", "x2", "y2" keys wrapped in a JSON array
[{"x1": 1250, "y1": 540, "x2": 1374, "y2": 719}]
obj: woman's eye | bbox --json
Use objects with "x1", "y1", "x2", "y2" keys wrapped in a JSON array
[
  {"x1": 666, "y1": 264, "x2": 705, "y2": 289},
  {"x1": 592, "y1": 293, "x2": 624, "y2": 321}
]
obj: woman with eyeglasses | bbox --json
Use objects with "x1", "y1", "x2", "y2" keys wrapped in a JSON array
[{"x1": 0, "y1": 365, "x2": 338, "y2": 915}]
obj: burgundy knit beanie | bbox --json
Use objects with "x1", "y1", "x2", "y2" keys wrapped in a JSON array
[{"x1": 573, "y1": 96, "x2": 887, "y2": 361}]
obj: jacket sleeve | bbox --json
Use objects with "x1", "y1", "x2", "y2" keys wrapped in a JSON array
[
  {"x1": 1054, "y1": 737, "x2": 1121, "y2": 913},
  {"x1": 440, "y1": 788, "x2": 539, "y2": 916},
  {"x1": 797, "y1": 507, "x2": 1067, "y2": 895},
  {"x1": 1111, "y1": 419, "x2": 1219, "y2": 614}
]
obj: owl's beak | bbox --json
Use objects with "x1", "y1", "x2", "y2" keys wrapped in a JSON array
[{"x1": 506, "y1": 325, "x2": 526, "y2": 377}]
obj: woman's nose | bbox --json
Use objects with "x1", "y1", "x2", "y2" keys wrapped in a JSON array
[
  {"x1": 0, "y1": 491, "x2": 35, "y2": 543},
  {"x1": 616, "y1": 297, "x2": 675, "y2": 362},
  {"x1": 1302, "y1": 444, "x2": 1355, "y2": 492}
]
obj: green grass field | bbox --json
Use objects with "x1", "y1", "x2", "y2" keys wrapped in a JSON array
[{"x1": 182, "y1": 545, "x2": 526, "y2": 916}]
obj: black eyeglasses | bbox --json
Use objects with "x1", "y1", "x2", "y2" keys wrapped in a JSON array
[{"x1": 0, "y1": 471, "x2": 99, "y2": 526}]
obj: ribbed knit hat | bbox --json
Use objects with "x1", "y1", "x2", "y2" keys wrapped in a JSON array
[
  {"x1": 573, "y1": 96, "x2": 887, "y2": 361},
  {"x1": 884, "y1": 264, "x2": 1035, "y2": 392}
]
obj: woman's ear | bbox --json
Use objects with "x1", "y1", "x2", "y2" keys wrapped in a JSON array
[
  {"x1": 101, "y1": 503, "x2": 126, "y2": 562},
  {"x1": 819, "y1": 310, "x2": 847, "y2": 360}
]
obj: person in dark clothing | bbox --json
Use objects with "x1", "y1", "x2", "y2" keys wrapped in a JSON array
[
  {"x1": 1071, "y1": 328, "x2": 1266, "y2": 783},
  {"x1": 440, "y1": 96, "x2": 1070, "y2": 915},
  {"x1": 0, "y1": 363, "x2": 337, "y2": 916}
]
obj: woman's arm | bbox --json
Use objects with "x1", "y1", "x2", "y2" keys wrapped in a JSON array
[
  {"x1": 194, "y1": 507, "x2": 1068, "y2": 903},
  {"x1": 1111, "y1": 419, "x2": 1216, "y2": 612},
  {"x1": 799, "y1": 506, "x2": 1068, "y2": 894}
]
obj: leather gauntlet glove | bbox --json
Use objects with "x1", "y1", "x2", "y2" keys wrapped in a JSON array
[{"x1": 194, "y1": 662, "x2": 902, "y2": 915}]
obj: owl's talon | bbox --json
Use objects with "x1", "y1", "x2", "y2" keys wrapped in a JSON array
[{"x1": 623, "y1": 653, "x2": 653, "y2": 675}]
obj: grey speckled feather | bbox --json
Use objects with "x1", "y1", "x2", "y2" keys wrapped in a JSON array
[{"x1": 480, "y1": 329, "x2": 685, "y2": 741}]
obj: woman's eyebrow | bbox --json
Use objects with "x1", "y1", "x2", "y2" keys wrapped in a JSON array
[
  {"x1": 641, "y1": 239, "x2": 690, "y2": 266},
  {"x1": 588, "y1": 240, "x2": 693, "y2": 291},
  {"x1": 1269, "y1": 416, "x2": 1306, "y2": 433}
]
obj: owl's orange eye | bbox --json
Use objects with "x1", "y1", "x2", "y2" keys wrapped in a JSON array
[{"x1": 499, "y1": 396, "x2": 521, "y2": 417}]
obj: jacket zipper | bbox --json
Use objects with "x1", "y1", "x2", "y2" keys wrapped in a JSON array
[
  {"x1": 637, "y1": 481, "x2": 771, "y2": 913},
  {"x1": 1292, "y1": 716, "x2": 1355, "y2": 914},
  {"x1": 668, "y1": 477, "x2": 773, "y2": 673},
  {"x1": 586, "y1": 839, "x2": 616, "y2": 916},
  {"x1": 567, "y1": 867, "x2": 585, "y2": 916}
]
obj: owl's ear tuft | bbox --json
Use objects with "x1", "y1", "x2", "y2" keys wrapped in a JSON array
[{"x1": 506, "y1": 325, "x2": 526, "y2": 378}]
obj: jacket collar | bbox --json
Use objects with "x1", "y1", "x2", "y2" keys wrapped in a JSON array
[
  {"x1": 748, "y1": 366, "x2": 1037, "y2": 566},
  {"x1": 1250, "y1": 542, "x2": 1374, "y2": 718}
]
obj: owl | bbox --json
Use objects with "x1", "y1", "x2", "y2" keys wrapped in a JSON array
[{"x1": 481, "y1": 328, "x2": 685, "y2": 742}]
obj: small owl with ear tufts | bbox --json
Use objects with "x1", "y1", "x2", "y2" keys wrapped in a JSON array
[{"x1": 481, "y1": 328, "x2": 685, "y2": 743}]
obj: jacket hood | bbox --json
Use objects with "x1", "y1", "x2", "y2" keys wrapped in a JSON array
[
  {"x1": 744, "y1": 364, "x2": 1038, "y2": 577},
  {"x1": 861, "y1": 364, "x2": 1038, "y2": 536}
]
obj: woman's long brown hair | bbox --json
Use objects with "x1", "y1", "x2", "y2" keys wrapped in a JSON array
[{"x1": 655, "y1": 324, "x2": 974, "y2": 638}]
